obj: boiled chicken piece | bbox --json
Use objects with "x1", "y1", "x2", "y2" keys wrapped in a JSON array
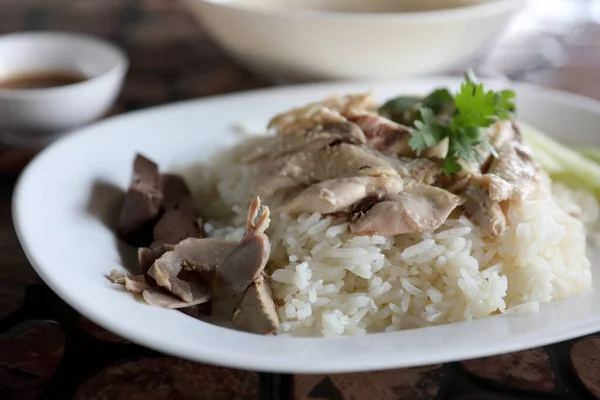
[
  {"x1": 489, "y1": 120, "x2": 520, "y2": 149},
  {"x1": 274, "y1": 107, "x2": 347, "y2": 136},
  {"x1": 347, "y1": 112, "x2": 413, "y2": 155},
  {"x1": 435, "y1": 172, "x2": 512, "y2": 237},
  {"x1": 117, "y1": 154, "x2": 164, "y2": 246},
  {"x1": 243, "y1": 121, "x2": 366, "y2": 164},
  {"x1": 232, "y1": 275, "x2": 279, "y2": 335},
  {"x1": 460, "y1": 179, "x2": 507, "y2": 237},
  {"x1": 480, "y1": 174, "x2": 514, "y2": 202},
  {"x1": 148, "y1": 238, "x2": 238, "y2": 302},
  {"x1": 487, "y1": 141, "x2": 539, "y2": 200},
  {"x1": 452, "y1": 121, "x2": 519, "y2": 176},
  {"x1": 214, "y1": 197, "x2": 271, "y2": 297},
  {"x1": 350, "y1": 184, "x2": 464, "y2": 236},
  {"x1": 253, "y1": 143, "x2": 398, "y2": 197},
  {"x1": 267, "y1": 92, "x2": 376, "y2": 133},
  {"x1": 348, "y1": 112, "x2": 448, "y2": 159},
  {"x1": 276, "y1": 175, "x2": 403, "y2": 214},
  {"x1": 383, "y1": 156, "x2": 442, "y2": 185}
]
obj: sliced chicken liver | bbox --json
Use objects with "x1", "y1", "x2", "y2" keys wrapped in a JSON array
[
  {"x1": 152, "y1": 174, "x2": 204, "y2": 246},
  {"x1": 117, "y1": 154, "x2": 164, "y2": 246},
  {"x1": 148, "y1": 238, "x2": 238, "y2": 302},
  {"x1": 232, "y1": 276, "x2": 279, "y2": 335}
]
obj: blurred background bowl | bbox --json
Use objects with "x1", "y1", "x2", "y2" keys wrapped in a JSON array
[
  {"x1": 183, "y1": 0, "x2": 523, "y2": 82},
  {"x1": 0, "y1": 32, "x2": 128, "y2": 147}
]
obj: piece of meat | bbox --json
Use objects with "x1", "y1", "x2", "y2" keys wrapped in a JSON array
[
  {"x1": 383, "y1": 155, "x2": 442, "y2": 185},
  {"x1": 108, "y1": 271, "x2": 151, "y2": 295},
  {"x1": 487, "y1": 141, "x2": 539, "y2": 200},
  {"x1": 138, "y1": 244, "x2": 175, "y2": 276},
  {"x1": 232, "y1": 275, "x2": 279, "y2": 335},
  {"x1": 267, "y1": 93, "x2": 376, "y2": 133},
  {"x1": 124, "y1": 275, "x2": 151, "y2": 294},
  {"x1": 435, "y1": 171, "x2": 512, "y2": 237},
  {"x1": 148, "y1": 238, "x2": 238, "y2": 302},
  {"x1": 253, "y1": 143, "x2": 398, "y2": 197},
  {"x1": 243, "y1": 122, "x2": 366, "y2": 164},
  {"x1": 480, "y1": 174, "x2": 514, "y2": 202},
  {"x1": 152, "y1": 174, "x2": 204, "y2": 245},
  {"x1": 490, "y1": 120, "x2": 519, "y2": 149},
  {"x1": 161, "y1": 173, "x2": 195, "y2": 213},
  {"x1": 214, "y1": 197, "x2": 271, "y2": 297},
  {"x1": 347, "y1": 112, "x2": 413, "y2": 155},
  {"x1": 152, "y1": 210, "x2": 204, "y2": 246},
  {"x1": 276, "y1": 175, "x2": 403, "y2": 215},
  {"x1": 108, "y1": 269, "x2": 126, "y2": 284},
  {"x1": 141, "y1": 285, "x2": 211, "y2": 309},
  {"x1": 117, "y1": 154, "x2": 164, "y2": 246},
  {"x1": 460, "y1": 178, "x2": 507, "y2": 237},
  {"x1": 271, "y1": 106, "x2": 347, "y2": 135},
  {"x1": 348, "y1": 112, "x2": 448, "y2": 159},
  {"x1": 457, "y1": 121, "x2": 521, "y2": 175},
  {"x1": 349, "y1": 196, "x2": 380, "y2": 221},
  {"x1": 350, "y1": 184, "x2": 464, "y2": 236}
]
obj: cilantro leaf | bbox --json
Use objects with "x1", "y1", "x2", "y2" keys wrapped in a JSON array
[
  {"x1": 453, "y1": 81, "x2": 497, "y2": 128},
  {"x1": 495, "y1": 89, "x2": 516, "y2": 119},
  {"x1": 442, "y1": 156, "x2": 462, "y2": 174},
  {"x1": 408, "y1": 108, "x2": 449, "y2": 155},
  {"x1": 405, "y1": 71, "x2": 517, "y2": 174},
  {"x1": 449, "y1": 128, "x2": 476, "y2": 162}
]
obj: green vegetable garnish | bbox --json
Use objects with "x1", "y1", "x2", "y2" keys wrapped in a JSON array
[
  {"x1": 383, "y1": 72, "x2": 516, "y2": 173},
  {"x1": 378, "y1": 89, "x2": 453, "y2": 126},
  {"x1": 573, "y1": 147, "x2": 600, "y2": 165},
  {"x1": 521, "y1": 123, "x2": 600, "y2": 200}
]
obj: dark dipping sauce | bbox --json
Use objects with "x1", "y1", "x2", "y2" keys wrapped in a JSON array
[{"x1": 0, "y1": 70, "x2": 87, "y2": 89}]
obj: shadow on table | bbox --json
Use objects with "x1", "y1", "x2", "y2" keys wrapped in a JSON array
[{"x1": 86, "y1": 179, "x2": 138, "y2": 274}]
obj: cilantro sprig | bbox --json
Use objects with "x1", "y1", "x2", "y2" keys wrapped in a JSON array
[{"x1": 381, "y1": 72, "x2": 516, "y2": 173}]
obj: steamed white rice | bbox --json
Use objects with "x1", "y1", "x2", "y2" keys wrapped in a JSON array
[{"x1": 185, "y1": 140, "x2": 596, "y2": 337}]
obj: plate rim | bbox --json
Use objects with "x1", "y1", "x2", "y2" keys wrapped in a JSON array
[{"x1": 11, "y1": 76, "x2": 600, "y2": 373}]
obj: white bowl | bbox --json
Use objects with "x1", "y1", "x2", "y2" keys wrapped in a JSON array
[
  {"x1": 0, "y1": 32, "x2": 128, "y2": 147},
  {"x1": 182, "y1": 0, "x2": 523, "y2": 81}
]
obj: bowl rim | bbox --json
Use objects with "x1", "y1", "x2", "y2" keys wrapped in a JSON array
[
  {"x1": 0, "y1": 31, "x2": 129, "y2": 99},
  {"x1": 188, "y1": 0, "x2": 524, "y2": 21}
]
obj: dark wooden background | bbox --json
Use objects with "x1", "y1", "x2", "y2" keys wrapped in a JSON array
[{"x1": 1, "y1": 0, "x2": 600, "y2": 399}]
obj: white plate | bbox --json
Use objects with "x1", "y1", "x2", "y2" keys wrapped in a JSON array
[{"x1": 13, "y1": 78, "x2": 600, "y2": 373}]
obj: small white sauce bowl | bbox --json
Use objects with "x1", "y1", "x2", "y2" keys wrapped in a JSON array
[
  {"x1": 183, "y1": 0, "x2": 523, "y2": 82},
  {"x1": 0, "y1": 32, "x2": 128, "y2": 147}
]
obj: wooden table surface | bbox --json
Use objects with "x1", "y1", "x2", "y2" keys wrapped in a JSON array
[{"x1": 1, "y1": 1, "x2": 600, "y2": 399}]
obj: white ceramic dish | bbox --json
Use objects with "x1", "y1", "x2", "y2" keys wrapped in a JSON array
[
  {"x1": 13, "y1": 78, "x2": 600, "y2": 373},
  {"x1": 0, "y1": 31, "x2": 128, "y2": 147},
  {"x1": 182, "y1": 0, "x2": 523, "y2": 81}
]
